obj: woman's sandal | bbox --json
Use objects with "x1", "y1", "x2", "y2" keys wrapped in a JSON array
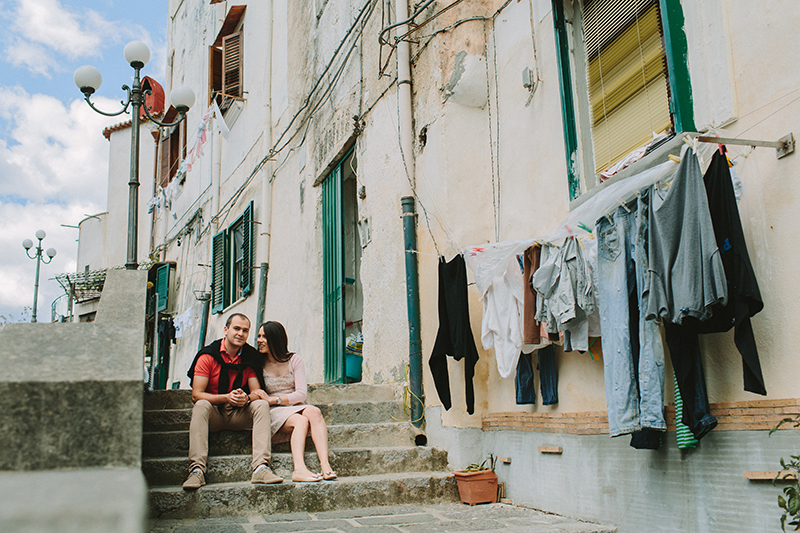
[
  {"x1": 321, "y1": 470, "x2": 338, "y2": 480},
  {"x1": 291, "y1": 472, "x2": 322, "y2": 483}
]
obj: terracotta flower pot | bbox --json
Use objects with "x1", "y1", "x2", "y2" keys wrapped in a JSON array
[{"x1": 453, "y1": 469, "x2": 498, "y2": 505}]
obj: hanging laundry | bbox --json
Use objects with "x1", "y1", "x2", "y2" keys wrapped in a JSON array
[
  {"x1": 673, "y1": 371, "x2": 698, "y2": 449},
  {"x1": 662, "y1": 148, "x2": 766, "y2": 440},
  {"x1": 465, "y1": 239, "x2": 533, "y2": 379},
  {"x1": 429, "y1": 255, "x2": 480, "y2": 414},
  {"x1": 173, "y1": 307, "x2": 194, "y2": 338},
  {"x1": 522, "y1": 245, "x2": 542, "y2": 347},
  {"x1": 698, "y1": 149, "x2": 766, "y2": 394},
  {"x1": 532, "y1": 236, "x2": 598, "y2": 352},
  {"x1": 596, "y1": 189, "x2": 667, "y2": 437},
  {"x1": 538, "y1": 345, "x2": 558, "y2": 405},
  {"x1": 515, "y1": 351, "x2": 535, "y2": 405},
  {"x1": 646, "y1": 146, "x2": 728, "y2": 324}
]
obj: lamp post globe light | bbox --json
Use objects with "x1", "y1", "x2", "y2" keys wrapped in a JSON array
[
  {"x1": 22, "y1": 230, "x2": 57, "y2": 323},
  {"x1": 74, "y1": 41, "x2": 195, "y2": 270}
]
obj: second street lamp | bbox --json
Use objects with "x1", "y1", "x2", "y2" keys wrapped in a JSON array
[
  {"x1": 23, "y1": 230, "x2": 57, "y2": 324},
  {"x1": 74, "y1": 41, "x2": 195, "y2": 270}
]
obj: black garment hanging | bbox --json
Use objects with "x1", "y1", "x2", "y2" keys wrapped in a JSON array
[
  {"x1": 667, "y1": 149, "x2": 766, "y2": 439},
  {"x1": 429, "y1": 255, "x2": 480, "y2": 414},
  {"x1": 698, "y1": 149, "x2": 766, "y2": 395}
]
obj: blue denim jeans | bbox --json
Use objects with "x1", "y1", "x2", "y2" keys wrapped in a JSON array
[{"x1": 596, "y1": 191, "x2": 666, "y2": 437}]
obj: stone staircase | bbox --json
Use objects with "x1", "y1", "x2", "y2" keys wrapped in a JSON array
[{"x1": 143, "y1": 383, "x2": 460, "y2": 518}]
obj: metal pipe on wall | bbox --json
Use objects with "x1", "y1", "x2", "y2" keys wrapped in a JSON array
[{"x1": 396, "y1": 0, "x2": 424, "y2": 427}]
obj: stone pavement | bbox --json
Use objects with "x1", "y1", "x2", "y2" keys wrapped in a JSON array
[{"x1": 147, "y1": 503, "x2": 616, "y2": 532}]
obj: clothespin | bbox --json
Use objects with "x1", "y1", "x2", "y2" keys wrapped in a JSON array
[
  {"x1": 718, "y1": 143, "x2": 727, "y2": 155},
  {"x1": 668, "y1": 154, "x2": 681, "y2": 164},
  {"x1": 619, "y1": 199, "x2": 631, "y2": 213},
  {"x1": 577, "y1": 222, "x2": 593, "y2": 234},
  {"x1": 692, "y1": 135, "x2": 700, "y2": 154}
]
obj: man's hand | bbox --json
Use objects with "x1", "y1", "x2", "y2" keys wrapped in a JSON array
[{"x1": 228, "y1": 388, "x2": 248, "y2": 407}]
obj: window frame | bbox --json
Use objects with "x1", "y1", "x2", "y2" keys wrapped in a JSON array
[
  {"x1": 551, "y1": 0, "x2": 695, "y2": 201},
  {"x1": 158, "y1": 107, "x2": 187, "y2": 187},
  {"x1": 209, "y1": 5, "x2": 246, "y2": 112},
  {"x1": 211, "y1": 201, "x2": 254, "y2": 314}
]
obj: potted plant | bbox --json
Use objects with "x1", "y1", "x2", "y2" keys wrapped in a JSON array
[
  {"x1": 770, "y1": 415, "x2": 800, "y2": 531},
  {"x1": 453, "y1": 458, "x2": 498, "y2": 505}
]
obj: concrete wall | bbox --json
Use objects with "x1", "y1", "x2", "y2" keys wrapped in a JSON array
[{"x1": 0, "y1": 269, "x2": 148, "y2": 532}]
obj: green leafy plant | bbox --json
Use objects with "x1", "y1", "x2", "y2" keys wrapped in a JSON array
[
  {"x1": 462, "y1": 455, "x2": 497, "y2": 473},
  {"x1": 770, "y1": 415, "x2": 800, "y2": 531}
]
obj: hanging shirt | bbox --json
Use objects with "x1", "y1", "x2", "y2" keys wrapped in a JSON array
[
  {"x1": 646, "y1": 146, "x2": 728, "y2": 324},
  {"x1": 465, "y1": 240, "x2": 533, "y2": 379}
]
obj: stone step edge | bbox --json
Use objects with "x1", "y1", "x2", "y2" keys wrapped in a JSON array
[
  {"x1": 143, "y1": 446, "x2": 446, "y2": 464},
  {"x1": 149, "y1": 470, "x2": 455, "y2": 492},
  {"x1": 142, "y1": 398, "x2": 406, "y2": 414},
  {"x1": 142, "y1": 421, "x2": 421, "y2": 437}
]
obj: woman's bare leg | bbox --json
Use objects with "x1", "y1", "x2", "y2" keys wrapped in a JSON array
[
  {"x1": 300, "y1": 406, "x2": 333, "y2": 474},
  {"x1": 281, "y1": 414, "x2": 316, "y2": 478}
]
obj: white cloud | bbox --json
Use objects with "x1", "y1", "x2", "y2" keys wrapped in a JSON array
[
  {"x1": 2, "y1": 0, "x2": 156, "y2": 76},
  {"x1": 0, "y1": 86, "x2": 115, "y2": 205},
  {"x1": 0, "y1": 87, "x2": 116, "y2": 321},
  {"x1": 5, "y1": 38, "x2": 60, "y2": 77}
]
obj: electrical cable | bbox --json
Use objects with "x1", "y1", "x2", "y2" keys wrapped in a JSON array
[{"x1": 210, "y1": 0, "x2": 380, "y2": 225}]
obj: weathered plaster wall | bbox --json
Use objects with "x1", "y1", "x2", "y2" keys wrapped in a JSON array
[{"x1": 410, "y1": 0, "x2": 800, "y2": 429}]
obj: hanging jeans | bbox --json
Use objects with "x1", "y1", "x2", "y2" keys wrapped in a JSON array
[
  {"x1": 596, "y1": 190, "x2": 666, "y2": 437},
  {"x1": 538, "y1": 344, "x2": 558, "y2": 405},
  {"x1": 515, "y1": 352, "x2": 535, "y2": 405}
]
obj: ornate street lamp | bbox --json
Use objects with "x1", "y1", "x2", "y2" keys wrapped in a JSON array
[
  {"x1": 74, "y1": 41, "x2": 195, "y2": 270},
  {"x1": 22, "y1": 230, "x2": 57, "y2": 323}
]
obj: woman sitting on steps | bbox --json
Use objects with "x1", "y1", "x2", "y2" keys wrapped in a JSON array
[{"x1": 252, "y1": 320, "x2": 337, "y2": 482}]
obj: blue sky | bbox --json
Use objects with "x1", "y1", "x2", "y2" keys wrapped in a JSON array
[{"x1": 0, "y1": 0, "x2": 168, "y2": 323}]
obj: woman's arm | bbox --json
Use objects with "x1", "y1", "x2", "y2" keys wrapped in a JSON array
[{"x1": 285, "y1": 354, "x2": 308, "y2": 404}]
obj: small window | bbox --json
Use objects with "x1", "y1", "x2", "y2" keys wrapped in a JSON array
[
  {"x1": 158, "y1": 106, "x2": 187, "y2": 187},
  {"x1": 209, "y1": 6, "x2": 246, "y2": 113},
  {"x1": 211, "y1": 201, "x2": 254, "y2": 313}
]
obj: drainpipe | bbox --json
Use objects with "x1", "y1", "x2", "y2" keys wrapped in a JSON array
[
  {"x1": 197, "y1": 293, "x2": 211, "y2": 352},
  {"x1": 257, "y1": 0, "x2": 275, "y2": 329},
  {"x1": 396, "y1": 0, "x2": 423, "y2": 427}
]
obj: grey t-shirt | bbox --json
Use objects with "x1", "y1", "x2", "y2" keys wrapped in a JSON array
[{"x1": 645, "y1": 146, "x2": 727, "y2": 324}]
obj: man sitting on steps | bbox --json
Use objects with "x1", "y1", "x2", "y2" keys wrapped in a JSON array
[{"x1": 183, "y1": 312, "x2": 283, "y2": 490}]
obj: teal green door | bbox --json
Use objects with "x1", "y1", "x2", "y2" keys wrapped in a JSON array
[{"x1": 322, "y1": 164, "x2": 345, "y2": 383}]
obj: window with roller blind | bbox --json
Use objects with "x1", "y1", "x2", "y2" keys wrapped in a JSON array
[
  {"x1": 209, "y1": 5, "x2": 246, "y2": 113},
  {"x1": 552, "y1": 0, "x2": 695, "y2": 200}
]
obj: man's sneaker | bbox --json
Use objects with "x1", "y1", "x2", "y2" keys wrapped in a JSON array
[
  {"x1": 251, "y1": 465, "x2": 283, "y2": 484},
  {"x1": 182, "y1": 469, "x2": 205, "y2": 490}
]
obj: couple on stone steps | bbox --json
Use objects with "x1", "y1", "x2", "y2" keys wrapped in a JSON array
[{"x1": 182, "y1": 313, "x2": 336, "y2": 490}]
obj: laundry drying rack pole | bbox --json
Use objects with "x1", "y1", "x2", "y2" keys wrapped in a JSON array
[{"x1": 688, "y1": 132, "x2": 794, "y2": 159}]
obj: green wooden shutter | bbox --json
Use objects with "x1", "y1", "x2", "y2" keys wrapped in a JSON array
[
  {"x1": 322, "y1": 165, "x2": 345, "y2": 384},
  {"x1": 659, "y1": 0, "x2": 695, "y2": 133},
  {"x1": 552, "y1": 0, "x2": 582, "y2": 200},
  {"x1": 211, "y1": 230, "x2": 227, "y2": 314},
  {"x1": 155, "y1": 264, "x2": 170, "y2": 312},
  {"x1": 241, "y1": 201, "x2": 254, "y2": 297}
]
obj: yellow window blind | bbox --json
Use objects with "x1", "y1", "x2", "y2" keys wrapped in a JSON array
[{"x1": 583, "y1": 0, "x2": 672, "y2": 173}]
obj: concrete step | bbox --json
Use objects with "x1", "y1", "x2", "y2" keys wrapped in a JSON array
[
  {"x1": 142, "y1": 422, "x2": 420, "y2": 458},
  {"x1": 144, "y1": 383, "x2": 401, "y2": 412},
  {"x1": 143, "y1": 446, "x2": 449, "y2": 487},
  {"x1": 143, "y1": 400, "x2": 408, "y2": 432},
  {"x1": 148, "y1": 471, "x2": 459, "y2": 518}
]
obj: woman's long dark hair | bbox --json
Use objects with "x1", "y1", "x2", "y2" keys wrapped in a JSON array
[{"x1": 258, "y1": 321, "x2": 295, "y2": 363}]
